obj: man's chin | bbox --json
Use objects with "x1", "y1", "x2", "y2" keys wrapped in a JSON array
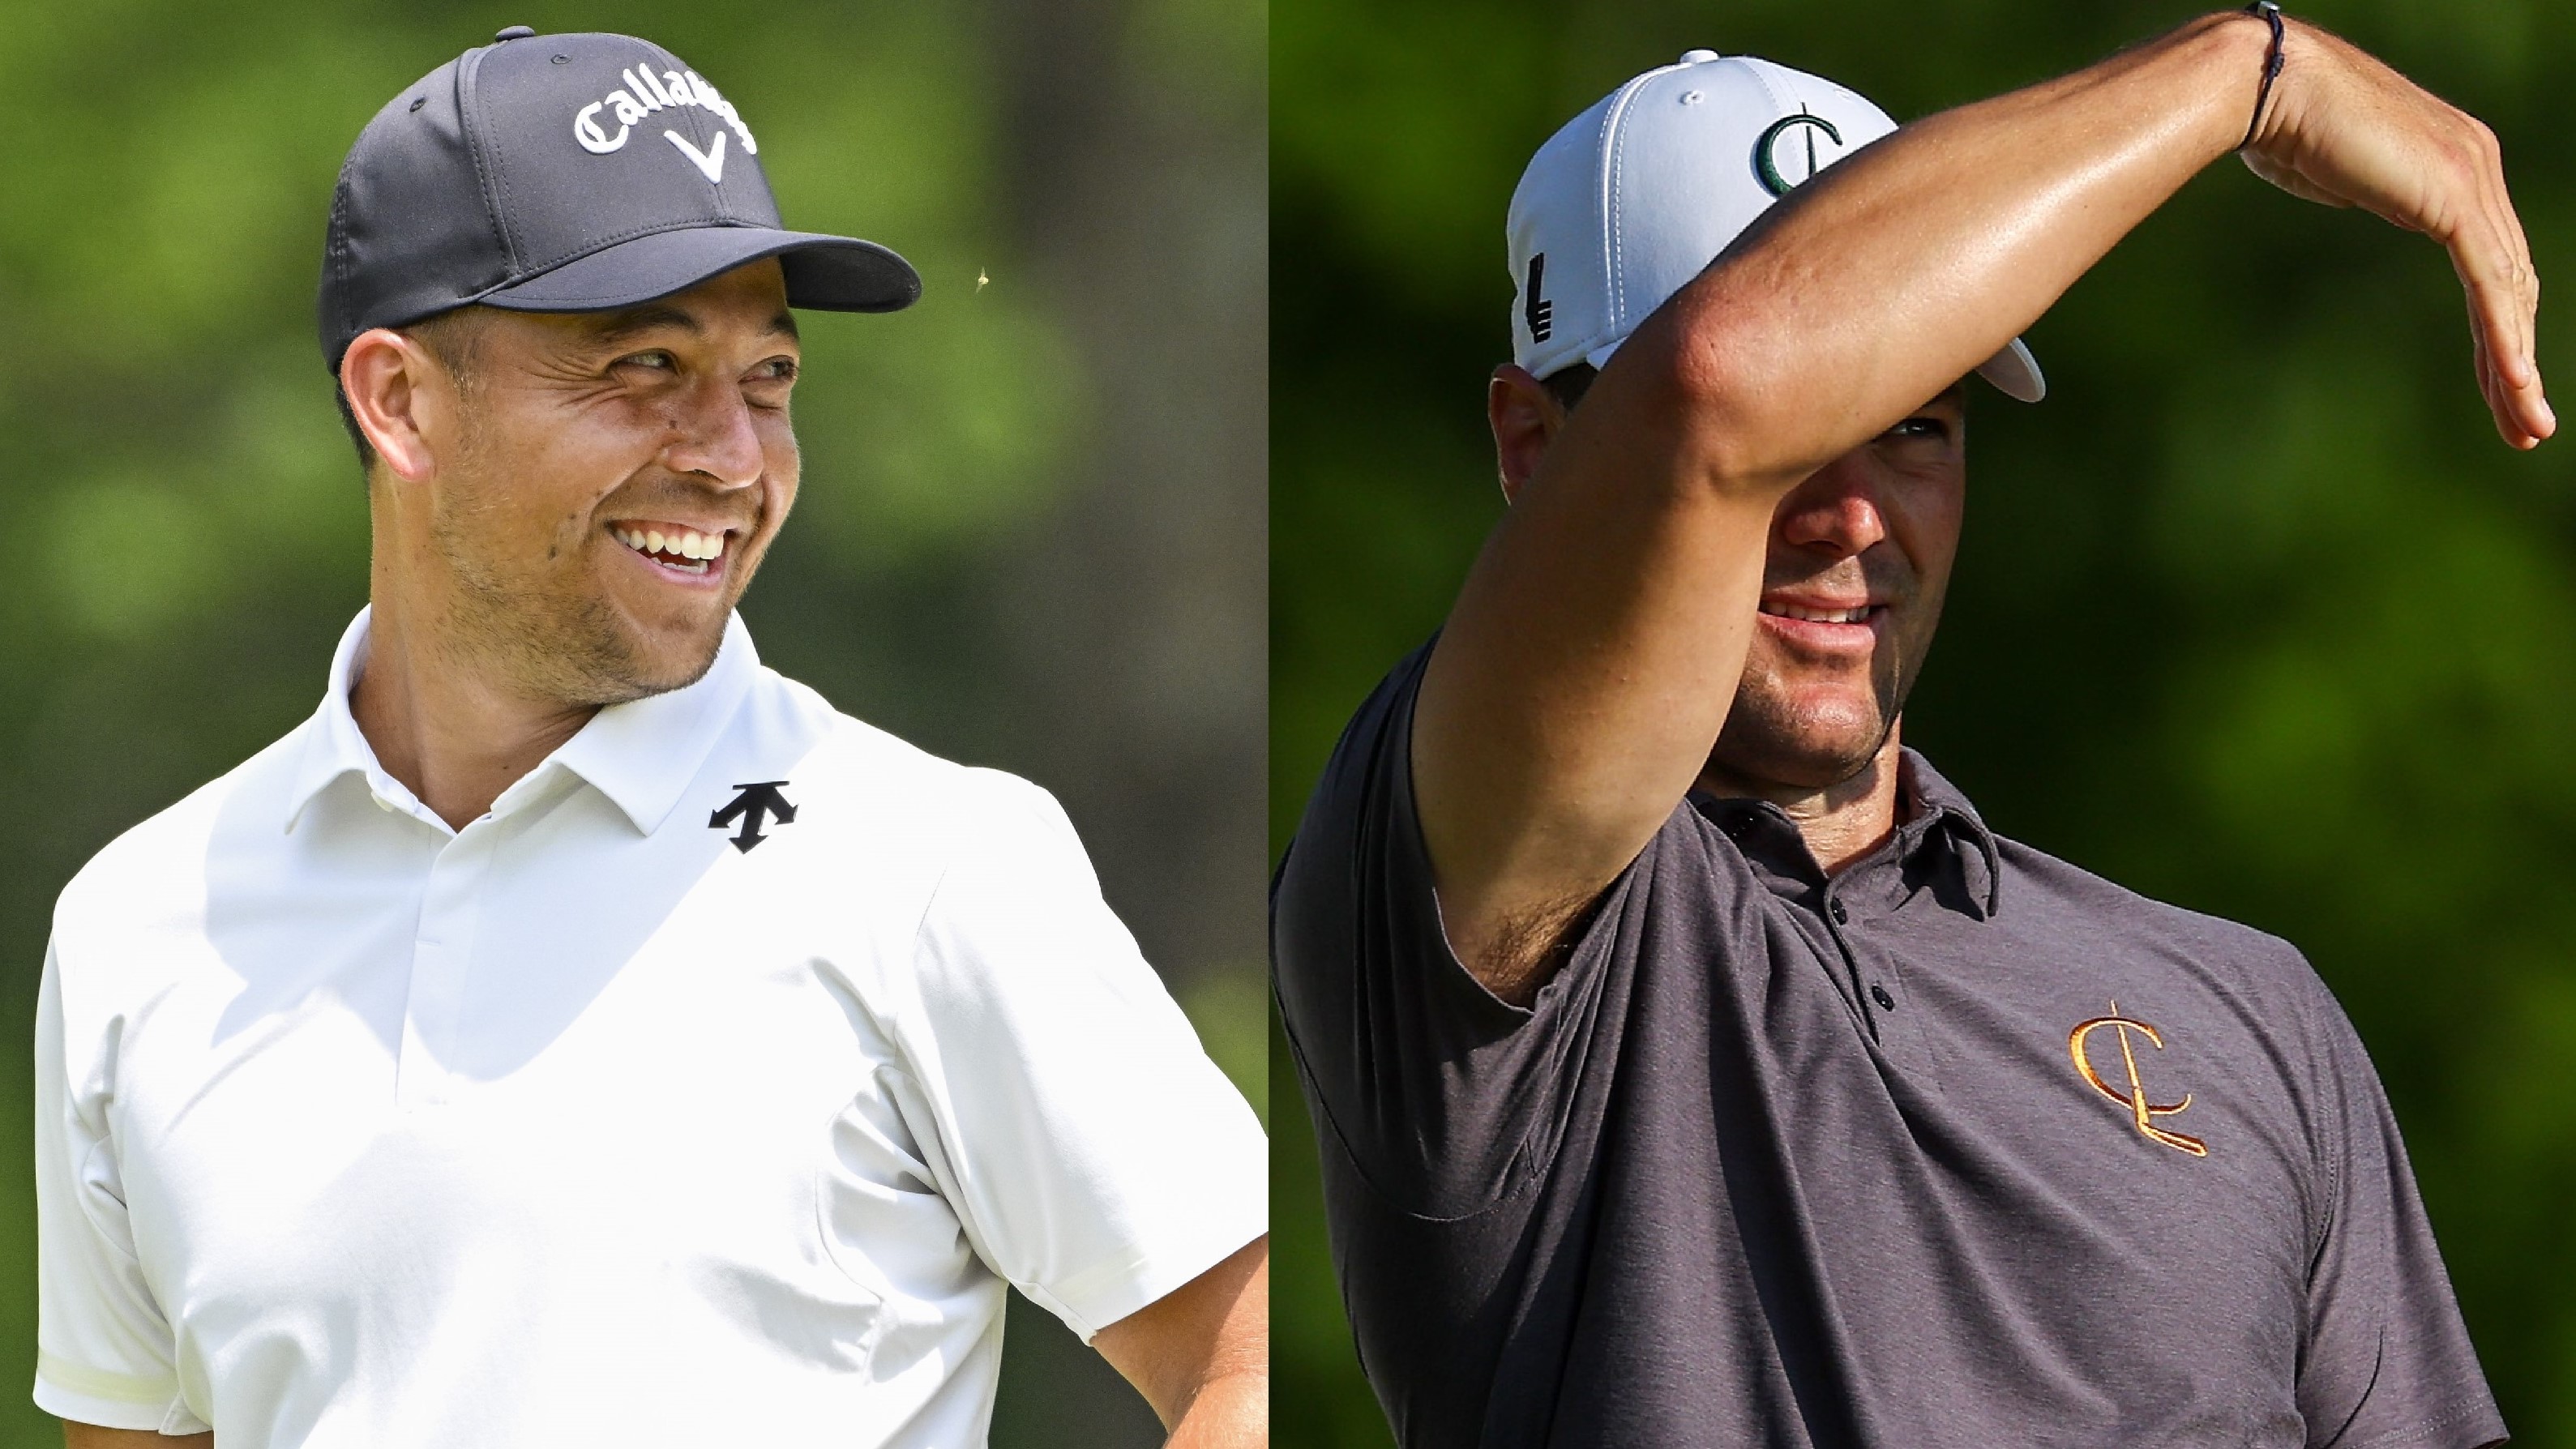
[
  {"x1": 1705, "y1": 700, "x2": 1895, "y2": 793},
  {"x1": 588, "y1": 580, "x2": 735, "y2": 687},
  {"x1": 524, "y1": 605, "x2": 730, "y2": 710},
  {"x1": 598, "y1": 625, "x2": 729, "y2": 702}
]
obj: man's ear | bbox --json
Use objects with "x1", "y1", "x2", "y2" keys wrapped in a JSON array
[
  {"x1": 1487, "y1": 364, "x2": 1567, "y2": 507},
  {"x1": 340, "y1": 328, "x2": 451, "y2": 484}
]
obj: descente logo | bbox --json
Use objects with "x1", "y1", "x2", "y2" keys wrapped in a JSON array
[{"x1": 573, "y1": 65, "x2": 760, "y2": 168}]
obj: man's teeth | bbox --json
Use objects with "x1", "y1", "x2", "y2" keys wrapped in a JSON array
[
  {"x1": 1762, "y1": 603, "x2": 1872, "y2": 624},
  {"x1": 614, "y1": 526, "x2": 728, "y2": 566}
]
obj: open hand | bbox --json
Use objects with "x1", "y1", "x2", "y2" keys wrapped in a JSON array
[{"x1": 2240, "y1": 15, "x2": 2551, "y2": 447}]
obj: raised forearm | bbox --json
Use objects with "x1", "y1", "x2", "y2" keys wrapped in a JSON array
[
  {"x1": 1416, "y1": 6, "x2": 2541, "y2": 995},
  {"x1": 1636, "y1": 13, "x2": 2267, "y2": 492},
  {"x1": 1417, "y1": 25, "x2": 2273, "y2": 983}
]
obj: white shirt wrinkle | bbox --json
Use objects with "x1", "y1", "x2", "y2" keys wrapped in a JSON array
[{"x1": 34, "y1": 609, "x2": 1266, "y2": 1447}]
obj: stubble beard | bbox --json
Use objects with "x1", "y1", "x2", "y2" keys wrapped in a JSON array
[
  {"x1": 428, "y1": 441, "x2": 730, "y2": 712},
  {"x1": 1706, "y1": 633, "x2": 1920, "y2": 793},
  {"x1": 1708, "y1": 548, "x2": 1952, "y2": 793}
]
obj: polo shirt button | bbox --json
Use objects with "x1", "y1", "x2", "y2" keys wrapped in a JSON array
[
  {"x1": 1829, "y1": 900, "x2": 1849, "y2": 925},
  {"x1": 1872, "y1": 983, "x2": 1895, "y2": 1010}
]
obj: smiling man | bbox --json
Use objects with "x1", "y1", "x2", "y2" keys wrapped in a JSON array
[
  {"x1": 35, "y1": 28, "x2": 1266, "y2": 1449},
  {"x1": 1274, "y1": 13, "x2": 2543, "y2": 1449}
]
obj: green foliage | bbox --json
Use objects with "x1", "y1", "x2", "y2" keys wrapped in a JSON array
[
  {"x1": 1273, "y1": 1, "x2": 2576, "y2": 1444},
  {"x1": 0, "y1": 1, "x2": 1260, "y2": 1444}
]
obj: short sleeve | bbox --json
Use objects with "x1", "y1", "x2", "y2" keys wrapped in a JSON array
[
  {"x1": 1269, "y1": 643, "x2": 1607, "y2": 1217},
  {"x1": 2296, "y1": 994, "x2": 2505, "y2": 1449},
  {"x1": 892, "y1": 774, "x2": 1267, "y2": 1342},
  {"x1": 32, "y1": 942, "x2": 208, "y2": 1434}
]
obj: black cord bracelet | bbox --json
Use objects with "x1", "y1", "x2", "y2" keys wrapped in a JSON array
[{"x1": 2239, "y1": 1, "x2": 2287, "y2": 150}]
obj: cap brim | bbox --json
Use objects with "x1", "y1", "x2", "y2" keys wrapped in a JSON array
[
  {"x1": 475, "y1": 224, "x2": 921, "y2": 315},
  {"x1": 1976, "y1": 336, "x2": 2045, "y2": 404}
]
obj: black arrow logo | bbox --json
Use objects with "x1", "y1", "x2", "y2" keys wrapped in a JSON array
[{"x1": 709, "y1": 780, "x2": 797, "y2": 853}]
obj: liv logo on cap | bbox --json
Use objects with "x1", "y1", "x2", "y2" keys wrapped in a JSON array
[
  {"x1": 1524, "y1": 254, "x2": 1552, "y2": 344},
  {"x1": 1505, "y1": 50, "x2": 2043, "y2": 403},
  {"x1": 319, "y1": 28, "x2": 919, "y2": 376}
]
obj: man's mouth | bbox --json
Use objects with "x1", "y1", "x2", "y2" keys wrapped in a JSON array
[
  {"x1": 1755, "y1": 597, "x2": 1885, "y2": 656},
  {"x1": 612, "y1": 522, "x2": 730, "y2": 577},
  {"x1": 1759, "y1": 601, "x2": 1874, "y2": 625}
]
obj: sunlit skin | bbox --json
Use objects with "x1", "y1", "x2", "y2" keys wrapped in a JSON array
[
  {"x1": 1696, "y1": 388, "x2": 1963, "y2": 855},
  {"x1": 1493, "y1": 374, "x2": 1966, "y2": 876},
  {"x1": 340, "y1": 259, "x2": 804, "y2": 831},
  {"x1": 1419, "y1": 12, "x2": 2549, "y2": 1006}
]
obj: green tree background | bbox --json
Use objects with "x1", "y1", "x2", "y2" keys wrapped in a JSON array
[
  {"x1": 0, "y1": 0, "x2": 1263, "y2": 1444},
  {"x1": 1274, "y1": 1, "x2": 2576, "y2": 1445}
]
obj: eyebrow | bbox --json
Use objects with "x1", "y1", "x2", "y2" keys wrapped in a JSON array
[{"x1": 583, "y1": 304, "x2": 799, "y2": 349}]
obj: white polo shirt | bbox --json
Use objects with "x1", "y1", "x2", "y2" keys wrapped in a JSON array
[{"x1": 34, "y1": 609, "x2": 1267, "y2": 1447}]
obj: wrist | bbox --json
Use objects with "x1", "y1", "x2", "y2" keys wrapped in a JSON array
[
  {"x1": 2112, "y1": 11, "x2": 2274, "y2": 164},
  {"x1": 2234, "y1": 3, "x2": 2291, "y2": 150},
  {"x1": 2211, "y1": 5, "x2": 2295, "y2": 154},
  {"x1": 2156, "y1": 9, "x2": 2285, "y2": 158}
]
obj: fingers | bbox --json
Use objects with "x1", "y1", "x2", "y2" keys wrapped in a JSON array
[
  {"x1": 2444, "y1": 129, "x2": 2550, "y2": 446},
  {"x1": 2485, "y1": 167, "x2": 2540, "y2": 394},
  {"x1": 2244, "y1": 17, "x2": 2549, "y2": 446},
  {"x1": 2461, "y1": 276, "x2": 2550, "y2": 448}
]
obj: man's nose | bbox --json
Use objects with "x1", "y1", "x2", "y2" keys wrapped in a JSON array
[
  {"x1": 660, "y1": 376, "x2": 767, "y2": 488},
  {"x1": 1774, "y1": 455, "x2": 1889, "y2": 557}
]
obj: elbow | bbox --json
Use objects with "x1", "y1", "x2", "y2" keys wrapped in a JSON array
[
  {"x1": 1661, "y1": 311, "x2": 1761, "y2": 413},
  {"x1": 1626, "y1": 311, "x2": 1793, "y2": 494}
]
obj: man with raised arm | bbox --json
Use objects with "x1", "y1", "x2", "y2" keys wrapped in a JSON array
[{"x1": 1273, "y1": 10, "x2": 2543, "y2": 1447}]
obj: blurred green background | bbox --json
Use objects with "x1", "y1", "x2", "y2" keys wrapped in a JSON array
[
  {"x1": 0, "y1": 0, "x2": 1262, "y2": 1444},
  {"x1": 1274, "y1": 0, "x2": 2576, "y2": 1445}
]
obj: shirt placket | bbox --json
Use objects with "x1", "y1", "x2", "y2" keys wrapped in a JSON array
[
  {"x1": 1816, "y1": 883, "x2": 1940, "y2": 1079},
  {"x1": 399, "y1": 816, "x2": 500, "y2": 1110}
]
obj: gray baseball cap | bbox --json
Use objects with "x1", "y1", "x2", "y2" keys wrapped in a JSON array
[{"x1": 318, "y1": 26, "x2": 920, "y2": 373}]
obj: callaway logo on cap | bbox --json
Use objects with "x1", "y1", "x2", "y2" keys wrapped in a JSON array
[
  {"x1": 318, "y1": 25, "x2": 920, "y2": 373},
  {"x1": 1508, "y1": 49, "x2": 2044, "y2": 402}
]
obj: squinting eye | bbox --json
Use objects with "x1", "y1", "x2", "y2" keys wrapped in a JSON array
[
  {"x1": 1885, "y1": 416, "x2": 1949, "y2": 442},
  {"x1": 619, "y1": 350, "x2": 677, "y2": 372}
]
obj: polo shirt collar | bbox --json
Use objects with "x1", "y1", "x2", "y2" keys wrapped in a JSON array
[
  {"x1": 282, "y1": 607, "x2": 761, "y2": 837},
  {"x1": 1693, "y1": 747, "x2": 2003, "y2": 920},
  {"x1": 1893, "y1": 749, "x2": 2002, "y2": 917}
]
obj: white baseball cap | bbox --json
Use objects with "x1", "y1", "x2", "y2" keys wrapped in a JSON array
[{"x1": 1508, "y1": 50, "x2": 2045, "y2": 403}]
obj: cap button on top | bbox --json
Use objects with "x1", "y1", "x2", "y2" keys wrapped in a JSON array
[
  {"x1": 494, "y1": 24, "x2": 536, "y2": 41},
  {"x1": 1679, "y1": 49, "x2": 1721, "y2": 64}
]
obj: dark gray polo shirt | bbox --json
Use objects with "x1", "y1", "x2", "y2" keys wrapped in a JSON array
[{"x1": 1272, "y1": 644, "x2": 2503, "y2": 1449}]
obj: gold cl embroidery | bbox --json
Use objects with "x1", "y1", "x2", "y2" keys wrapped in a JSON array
[{"x1": 2068, "y1": 1002, "x2": 2208, "y2": 1157}]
